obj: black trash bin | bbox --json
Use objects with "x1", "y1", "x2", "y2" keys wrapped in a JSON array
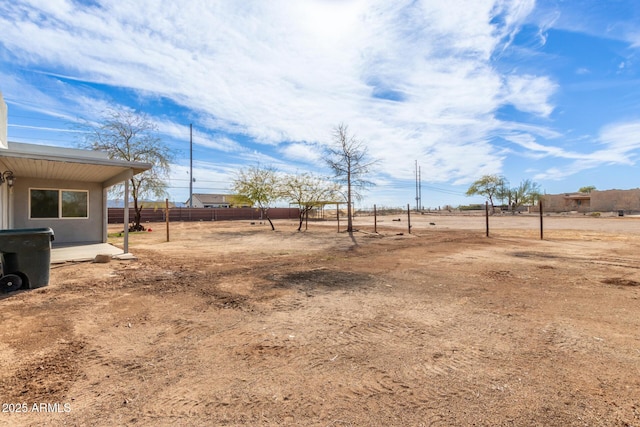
[
  {"x1": 618, "y1": 210, "x2": 624, "y2": 217},
  {"x1": 0, "y1": 228, "x2": 54, "y2": 292}
]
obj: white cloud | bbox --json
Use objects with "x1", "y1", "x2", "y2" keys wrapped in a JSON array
[
  {"x1": 280, "y1": 142, "x2": 323, "y2": 164},
  {"x1": 503, "y1": 74, "x2": 557, "y2": 117},
  {"x1": 531, "y1": 120, "x2": 640, "y2": 180},
  {"x1": 1, "y1": 0, "x2": 570, "y2": 191},
  {"x1": 155, "y1": 120, "x2": 244, "y2": 153},
  {"x1": 533, "y1": 160, "x2": 600, "y2": 181},
  {"x1": 598, "y1": 121, "x2": 640, "y2": 155}
]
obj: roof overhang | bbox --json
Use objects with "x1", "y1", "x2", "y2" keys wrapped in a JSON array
[{"x1": 0, "y1": 142, "x2": 152, "y2": 188}]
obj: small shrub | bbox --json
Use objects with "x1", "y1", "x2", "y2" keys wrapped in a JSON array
[{"x1": 459, "y1": 204, "x2": 483, "y2": 211}]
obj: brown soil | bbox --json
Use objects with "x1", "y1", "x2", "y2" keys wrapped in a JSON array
[{"x1": 1, "y1": 215, "x2": 640, "y2": 426}]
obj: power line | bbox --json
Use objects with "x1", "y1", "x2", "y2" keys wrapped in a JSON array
[
  {"x1": 7, "y1": 135, "x2": 78, "y2": 143},
  {"x1": 169, "y1": 178, "x2": 230, "y2": 183},
  {"x1": 7, "y1": 113, "x2": 73, "y2": 123},
  {"x1": 421, "y1": 185, "x2": 465, "y2": 196}
]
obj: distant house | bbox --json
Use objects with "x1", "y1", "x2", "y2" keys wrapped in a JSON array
[
  {"x1": 542, "y1": 192, "x2": 591, "y2": 212},
  {"x1": 541, "y1": 189, "x2": 640, "y2": 213},
  {"x1": 187, "y1": 193, "x2": 251, "y2": 208},
  {"x1": 0, "y1": 92, "x2": 152, "y2": 244}
]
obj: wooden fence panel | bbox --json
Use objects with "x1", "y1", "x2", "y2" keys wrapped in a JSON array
[{"x1": 108, "y1": 207, "x2": 299, "y2": 224}]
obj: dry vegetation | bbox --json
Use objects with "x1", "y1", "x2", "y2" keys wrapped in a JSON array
[{"x1": 1, "y1": 214, "x2": 639, "y2": 426}]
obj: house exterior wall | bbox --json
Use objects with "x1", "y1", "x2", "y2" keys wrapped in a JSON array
[
  {"x1": 12, "y1": 177, "x2": 104, "y2": 244},
  {"x1": 540, "y1": 194, "x2": 591, "y2": 213},
  {"x1": 541, "y1": 189, "x2": 640, "y2": 213},
  {"x1": 192, "y1": 199, "x2": 231, "y2": 208},
  {"x1": 591, "y1": 189, "x2": 640, "y2": 212},
  {"x1": 540, "y1": 194, "x2": 566, "y2": 212},
  {"x1": 191, "y1": 194, "x2": 233, "y2": 208},
  {"x1": 0, "y1": 96, "x2": 7, "y2": 228},
  {"x1": 191, "y1": 196, "x2": 205, "y2": 208},
  {"x1": 0, "y1": 159, "x2": 8, "y2": 229},
  {"x1": 0, "y1": 92, "x2": 7, "y2": 149}
]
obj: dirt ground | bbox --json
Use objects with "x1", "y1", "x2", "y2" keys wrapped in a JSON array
[{"x1": 1, "y1": 214, "x2": 639, "y2": 426}]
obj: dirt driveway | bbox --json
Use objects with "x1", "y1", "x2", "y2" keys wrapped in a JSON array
[{"x1": 1, "y1": 215, "x2": 639, "y2": 426}]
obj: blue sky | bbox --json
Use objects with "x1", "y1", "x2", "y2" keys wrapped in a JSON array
[{"x1": 1, "y1": 0, "x2": 640, "y2": 208}]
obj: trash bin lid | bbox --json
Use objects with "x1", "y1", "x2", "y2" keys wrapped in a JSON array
[{"x1": 0, "y1": 228, "x2": 54, "y2": 239}]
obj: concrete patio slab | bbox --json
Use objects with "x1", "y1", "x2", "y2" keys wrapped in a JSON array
[{"x1": 51, "y1": 243, "x2": 136, "y2": 264}]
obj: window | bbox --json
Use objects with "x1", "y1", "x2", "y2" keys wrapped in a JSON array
[
  {"x1": 30, "y1": 189, "x2": 89, "y2": 219},
  {"x1": 62, "y1": 191, "x2": 88, "y2": 217},
  {"x1": 30, "y1": 190, "x2": 59, "y2": 218}
]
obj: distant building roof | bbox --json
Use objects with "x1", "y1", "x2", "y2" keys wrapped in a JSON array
[{"x1": 191, "y1": 193, "x2": 232, "y2": 204}]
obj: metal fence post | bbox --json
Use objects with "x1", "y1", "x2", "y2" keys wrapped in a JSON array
[
  {"x1": 540, "y1": 200, "x2": 544, "y2": 240},
  {"x1": 485, "y1": 201, "x2": 489, "y2": 237}
]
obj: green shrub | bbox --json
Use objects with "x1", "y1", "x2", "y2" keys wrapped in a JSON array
[{"x1": 459, "y1": 204, "x2": 483, "y2": 211}]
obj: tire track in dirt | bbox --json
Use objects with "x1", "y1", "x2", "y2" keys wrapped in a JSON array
[
  {"x1": 141, "y1": 385, "x2": 218, "y2": 422},
  {"x1": 354, "y1": 268, "x2": 533, "y2": 424},
  {"x1": 134, "y1": 309, "x2": 254, "y2": 419},
  {"x1": 297, "y1": 303, "x2": 486, "y2": 422},
  {"x1": 60, "y1": 284, "x2": 252, "y2": 422},
  {"x1": 370, "y1": 270, "x2": 500, "y2": 418},
  {"x1": 255, "y1": 258, "x2": 493, "y2": 424},
  {"x1": 540, "y1": 321, "x2": 612, "y2": 356},
  {"x1": 1, "y1": 339, "x2": 87, "y2": 402}
]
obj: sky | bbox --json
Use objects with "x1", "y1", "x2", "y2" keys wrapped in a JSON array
[{"x1": 1, "y1": 0, "x2": 640, "y2": 209}]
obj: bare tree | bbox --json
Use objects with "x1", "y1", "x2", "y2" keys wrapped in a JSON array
[
  {"x1": 325, "y1": 123, "x2": 376, "y2": 233},
  {"x1": 232, "y1": 165, "x2": 280, "y2": 230},
  {"x1": 281, "y1": 173, "x2": 340, "y2": 231},
  {"x1": 79, "y1": 109, "x2": 172, "y2": 231}
]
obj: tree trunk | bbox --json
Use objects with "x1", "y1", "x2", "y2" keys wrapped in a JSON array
[
  {"x1": 131, "y1": 192, "x2": 145, "y2": 231},
  {"x1": 347, "y1": 169, "x2": 353, "y2": 233},
  {"x1": 297, "y1": 207, "x2": 314, "y2": 232},
  {"x1": 264, "y1": 208, "x2": 275, "y2": 231},
  {"x1": 133, "y1": 207, "x2": 144, "y2": 231}
]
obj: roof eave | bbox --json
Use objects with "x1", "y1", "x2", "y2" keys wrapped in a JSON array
[{"x1": 0, "y1": 149, "x2": 152, "y2": 172}]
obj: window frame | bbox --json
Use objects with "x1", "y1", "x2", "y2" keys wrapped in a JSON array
[{"x1": 29, "y1": 188, "x2": 90, "y2": 220}]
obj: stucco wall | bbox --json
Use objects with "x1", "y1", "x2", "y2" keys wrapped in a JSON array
[
  {"x1": 12, "y1": 177, "x2": 104, "y2": 244},
  {"x1": 0, "y1": 93, "x2": 7, "y2": 149},
  {"x1": 541, "y1": 189, "x2": 640, "y2": 213},
  {"x1": 0, "y1": 159, "x2": 9, "y2": 229},
  {"x1": 591, "y1": 189, "x2": 640, "y2": 212},
  {"x1": 541, "y1": 194, "x2": 568, "y2": 212},
  {"x1": 541, "y1": 194, "x2": 590, "y2": 213}
]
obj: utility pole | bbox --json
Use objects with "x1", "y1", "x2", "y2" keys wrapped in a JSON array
[
  {"x1": 415, "y1": 160, "x2": 422, "y2": 212},
  {"x1": 189, "y1": 123, "x2": 193, "y2": 207},
  {"x1": 415, "y1": 160, "x2": 419, "y2": 212},
  {"x1": 418, "y1": 165, "x2": 422, "y2": 211}
]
